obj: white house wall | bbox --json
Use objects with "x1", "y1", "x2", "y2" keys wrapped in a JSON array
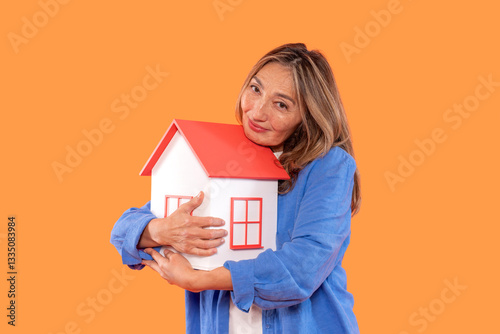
[
  {"x1": 150, "y1": 131, "x2": 279, "y2": 271},
  {"x1": 184, "y1": 178, "x2": 278, "y2": 270},
  {"x1": 151, "y1": 132, "x2": 211, "y2": 219}
]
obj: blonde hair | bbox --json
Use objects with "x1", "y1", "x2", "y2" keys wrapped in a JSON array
[{"x1": 235, "y1": 43, "x2": 361, "y2": 215}]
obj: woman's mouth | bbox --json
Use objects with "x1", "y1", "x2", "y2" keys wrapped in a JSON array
[{"x1": 248, "y1": 119, "x2": 268, "y2": 133}]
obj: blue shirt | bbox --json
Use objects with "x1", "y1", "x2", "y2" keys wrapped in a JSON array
[{"x1": 110, "y1": 146, "x2": 360, "y2": 333}]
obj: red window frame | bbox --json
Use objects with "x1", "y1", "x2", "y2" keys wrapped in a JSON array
[
  {"x1": 164, "y1": 195, "x2": 193, "y2": 218},
  {"x1": 230, "y1": 197, "x2": 263, "y2": 250}
]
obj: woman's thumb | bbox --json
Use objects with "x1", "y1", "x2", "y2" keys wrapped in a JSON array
[{"x1": 182, "y1": 191, "x2": 204, "y2": 213}]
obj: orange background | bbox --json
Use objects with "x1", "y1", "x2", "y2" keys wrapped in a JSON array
[{"x1": 1, "y1": 1, "x2": 499, "y2": 333}]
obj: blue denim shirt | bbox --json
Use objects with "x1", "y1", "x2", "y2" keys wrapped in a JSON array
[{"x1": 110, "y1": 146, "x2": 360, "y2": 333}]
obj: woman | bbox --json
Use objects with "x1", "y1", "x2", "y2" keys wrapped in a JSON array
[{"x1": 111, "y1": 43, "x2": 361, "y2": 333}]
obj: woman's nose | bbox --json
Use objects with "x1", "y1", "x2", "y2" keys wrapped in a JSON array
[{"x1": 252, "y1": 100, "x2": 268, "y2": 121}]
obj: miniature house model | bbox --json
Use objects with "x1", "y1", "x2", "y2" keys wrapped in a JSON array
[{"x1": 140, "y1": 119, "x2": 289, "y2": 270}]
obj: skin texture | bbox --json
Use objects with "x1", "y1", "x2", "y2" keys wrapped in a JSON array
[
  {"x1": 143, "y1": 247, "x2": 233, "y2": 292},
  {"x1": 142, "y1": 63, "x2": 302, "y2": 292},
  {"x1": 138, "y1": 191, "x2": 227, "y2": 256},
  {"x1": 241, "y1": 62, "x2": 302, "y2": 152}
]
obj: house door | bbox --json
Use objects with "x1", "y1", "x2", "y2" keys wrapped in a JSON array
[{"x1": 230, "y1": 197, "x2": 263, "y2": 249}]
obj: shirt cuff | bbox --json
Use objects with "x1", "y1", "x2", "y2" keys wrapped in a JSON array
[
  {"x1": 122, "y1": 214, "x2": 156, "y2": 266},
  {"x1": 223, "y1": 259, "x2": 255, "y2": 312}
]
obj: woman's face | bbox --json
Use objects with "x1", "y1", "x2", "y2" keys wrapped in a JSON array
[{"x1": 240, "y1": 62, "x2": 302, "y2": 152}]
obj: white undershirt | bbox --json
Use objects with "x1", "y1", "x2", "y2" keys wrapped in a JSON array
[
  {"x1": 228, "y1": 150, "x2": 282, "y2": 333},
  {"x1": 228, "y1": 300, "x2": 263, "y2": 334}
]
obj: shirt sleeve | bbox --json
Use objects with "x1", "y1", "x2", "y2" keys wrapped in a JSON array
[
  {"x1": 110, "y1": 201, "x2": 161, "y2": 270},
  {"x1": 224, "y1": 149, "x2": 356, "y2": 311}
]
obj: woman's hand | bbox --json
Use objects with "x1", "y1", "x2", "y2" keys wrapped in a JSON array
[
  {"x1": 142, "y1": 248, "x2": 233, "y2": 292},
  {"x1": 142, "y1": 248, "x2": 199, "y2": 291},
  {"x1": 138, "y1": 191, "x2": 227, "y2": 256}
]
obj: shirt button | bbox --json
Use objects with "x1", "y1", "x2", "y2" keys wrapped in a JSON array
[{"x1": 266, "y1": 325, "x2": 270, "y2": 329}]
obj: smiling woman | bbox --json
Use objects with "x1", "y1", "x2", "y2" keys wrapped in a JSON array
[
  {"x1": 110, "y1": 43, "x2": 361, "y2": 334},
  {"x1": 240, "y1": 62, "x2": 303, "y2": 152}
]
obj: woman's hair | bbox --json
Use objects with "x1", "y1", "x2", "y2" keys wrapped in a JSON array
[{"x1": 235, "y1": 43, "x2": 361, "y2": 215}]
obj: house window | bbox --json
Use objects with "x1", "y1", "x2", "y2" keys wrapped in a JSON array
[
  {"x1": 164, "y1": 195, "x2": 193, "y2": 217},
  {"x1": 230, "y1": 197, "x2": 263, "y2": 249}
]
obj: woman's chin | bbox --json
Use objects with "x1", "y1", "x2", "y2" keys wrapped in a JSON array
[
  {"x1": 243, "y1": 126, "x2": 279, "y2": 148},
  {"x1": 245, "y1": 134, "x2": 269, "y2": 147}
]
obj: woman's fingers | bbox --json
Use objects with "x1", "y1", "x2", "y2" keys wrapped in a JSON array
[
  {"x1": 193, "y1": 237, "x2": 225, "y2": 249},
  {"x1": 177, "y1": 193, "x2": 225, "y2": 228},
  {"x1": 161, "y1": 248, "x2": 175, "y2": 259},
  {"x1": 144, "y1": 247, "x2": 165, "y2": 263},
  {"x1": 188, "y1": 220, "x2": 227, "y2": 240},
  {"x1": 179, "y1": 191, "x2": 204, "y2": 214},
  {"x1": 188, "y1": 247, "x2": 218, "y2": 257},
  {"x1": 142, "y1": 259, "x2": 161, "y2": 273},
  {"x1": 190, "y1": 215, "x2": 226, "y2": 229},
  {"x1": 175, "y1": 225, "x2": 226, "y2": 255},
  {"x1": 185, "y1": 237, "x2": 226, "y2": 256},
  {"x1": 143, "y1": 248, "x2": 173, "y2": 276},
  {"x1": 150, "y1": 191, "x2": 227, "y2": 255},
  {"x1": 142, "y1": 250, "x2": 173, "y2": 283}
]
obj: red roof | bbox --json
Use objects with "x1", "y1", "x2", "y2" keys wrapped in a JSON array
[{"x1": 140, "y1": 119, "x2": 290, "y2": 180}]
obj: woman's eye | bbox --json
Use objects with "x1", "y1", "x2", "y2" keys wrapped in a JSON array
[
  {"x1": 277, "y1": 102, "x2": 288, "y2": 110},
  {"x1": 250, "y1": 85, "x2": 260, "y2": 93}
]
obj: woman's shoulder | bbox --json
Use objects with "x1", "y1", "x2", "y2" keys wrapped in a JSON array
[
  {"x1": 306, "y1": 146, "x2": 356, "y2": 175},
  {"x1": 294, "y1": 147, "x2": 357, "y2": 189}
]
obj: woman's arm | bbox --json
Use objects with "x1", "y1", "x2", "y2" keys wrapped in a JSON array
[
  {"x1": 110, "y1": 191, "x2": 227, "y2": 268},
  {"x1": 142, "y1": 247, "x2": 233, "y2": 292},
  {"x1": 141, "y1": 148, "x2": 356, "y2": 306},
  {"x1": 110, "y1": 201, "x2": 157, "y2": 268},
  {"x1": 225, "y1": 148, "x2": 357, "y2": 311}
]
